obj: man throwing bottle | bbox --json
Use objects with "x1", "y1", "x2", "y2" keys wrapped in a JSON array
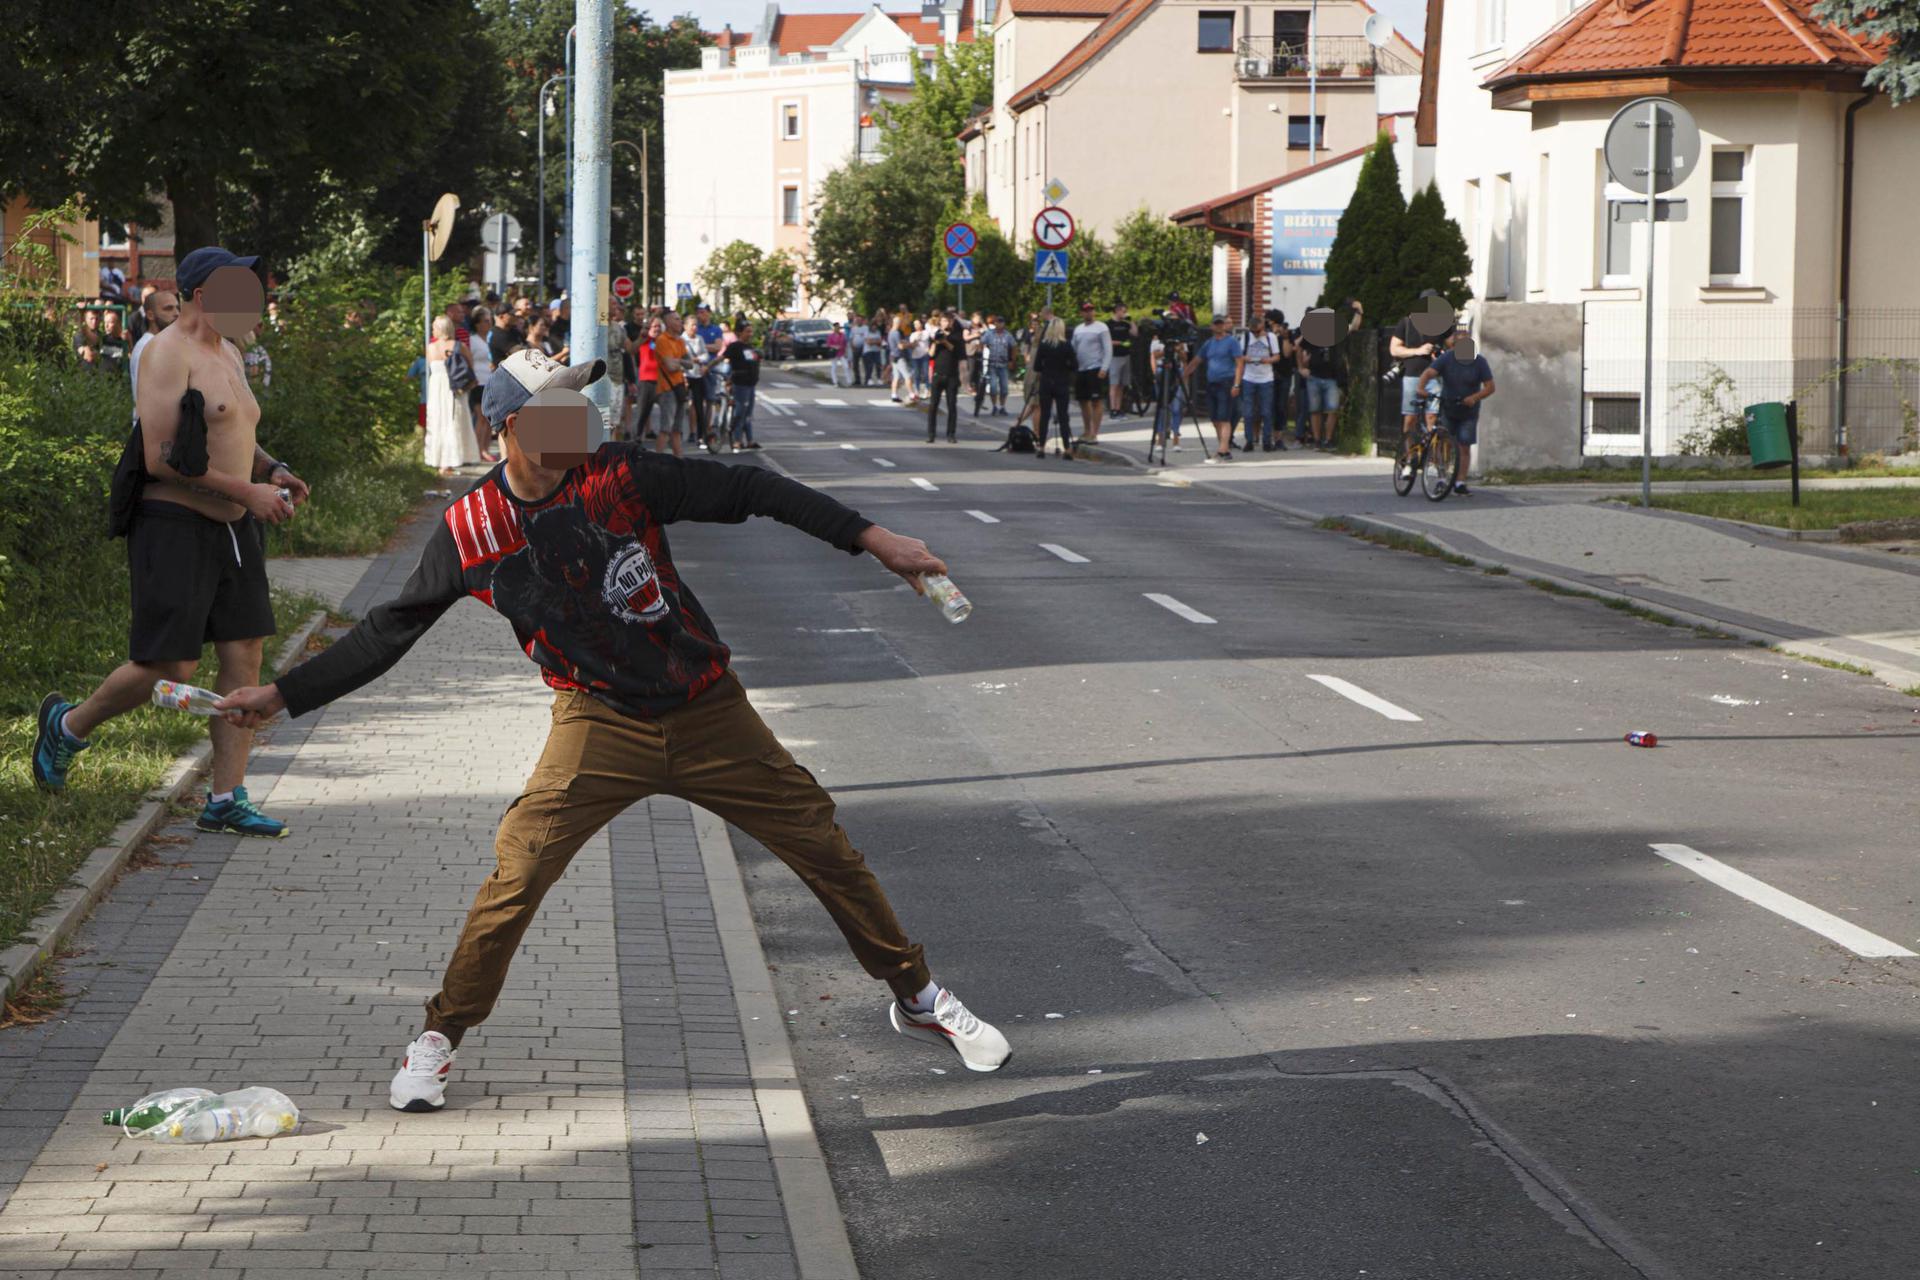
[{"x1": 218, "y1": 348, "x2": 1010, "y2": 1112}]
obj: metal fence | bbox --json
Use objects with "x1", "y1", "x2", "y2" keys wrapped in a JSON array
[
  {"x1": 1232, "y1": 36, "x2": 1419, "y2": 80},
  {"x1": 1580, "y1": 304, "x2": 1920, "y2": 457}
]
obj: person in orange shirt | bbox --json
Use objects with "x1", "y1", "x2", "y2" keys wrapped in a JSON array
[{"x1": 652, "y1": 311, "x2": 692, "y2": 458}]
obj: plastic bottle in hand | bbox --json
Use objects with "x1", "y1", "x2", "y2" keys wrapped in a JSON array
[
  {"x1": 922, "y1": 573, "x2": 972, "y2": 624},
  {"x1": 103, "y1": 1087, "x2": 217, "y2": 1136},
  {"x1": 152, "y1": 680, "x2": 223, "y2": 716},
  {"x1": 151, "y1": 1087, "x2": 301, "y2": 1143}
]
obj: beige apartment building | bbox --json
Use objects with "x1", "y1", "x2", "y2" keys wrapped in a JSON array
[{"x1": 965, "y1": 0, "x2": 1420, "y2": 252}]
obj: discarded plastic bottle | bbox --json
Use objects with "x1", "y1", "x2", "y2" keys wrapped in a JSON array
[
  {"x1": 103, "y1": 1087, "x2": 216, "y2": 1136},
  {"x1": 152, "y1": 680, "x2": 223, "y2": 716},
  {"x1": 149, "y1": 1087, "x2": 301, "y2": 1144},
  {"x1": 922, "y1": 573, "x2": 972, "y2": 625},
  {"x1": 1625, "y1": 731, "x2": 1659, "y2": 748}
]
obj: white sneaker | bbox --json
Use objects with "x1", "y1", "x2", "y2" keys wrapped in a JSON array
[
  {"x1": 888, "y1": 988, "x2": 1011, "y2": 1073},
  {"x1": 389, "y1": 1031, "x2": 456, "y2": 1112}
]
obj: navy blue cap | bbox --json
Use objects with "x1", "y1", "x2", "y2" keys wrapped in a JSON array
[{"x1": 176, "y1": 246, "x2": 260, "y2": 296}]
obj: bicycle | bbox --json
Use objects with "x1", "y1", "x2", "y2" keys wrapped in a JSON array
[{"x1": 1393, "y1": 416, "x2": 1458, "y2": 501}]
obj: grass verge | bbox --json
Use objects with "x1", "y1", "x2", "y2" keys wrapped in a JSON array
[
  {"x1": 1486, "y1": 460, "x2": 1920, "y2": 486},
  {"x1": 1316, "y1": 518, "x2": 1476, "y2": 567},
  {"x1": 265, "y1": 450, "x2": 435, "y2": 557},
  {"x1": 1601, "y1": 487, "x2": 1920, "y2": 531},
  {"x1": 0, "y1": 588, "x2": 327, "y2": 950}
]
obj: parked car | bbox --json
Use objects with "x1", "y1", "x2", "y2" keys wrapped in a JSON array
[{"x1": 769, "y1": 318, "x2": 835, "y2": 361}]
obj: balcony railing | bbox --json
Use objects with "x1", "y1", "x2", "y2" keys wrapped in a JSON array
[{"x1": 1232, "y1": 35, "x2": 1418, "y2": 80}]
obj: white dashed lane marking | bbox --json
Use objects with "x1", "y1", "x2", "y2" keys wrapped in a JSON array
[
  {"x1": 1144, "y1": 593, "x2": 1215, "y2": 624},
  {"x1": 840, "y1": 443, "x2": 861, "y2": 451},
  {"x1": 910, "y1": 477, "x2": 940, "y2": 492},
  {"x1": 1040, "y1": 544, "x2": 1089, "y2": 563},
  {"x1": 1305, "y1": 675, "x2": 1422, "y2": 722},
  {"x1": 874, "y1": 459, "x2": 897, "y2": 469},
  {"x1": 1651, "y1": 844, "x2": 1917, "y2": 958},
  {"x1": 965, "y1": 510, "x2": 1000, "y2": 524}
]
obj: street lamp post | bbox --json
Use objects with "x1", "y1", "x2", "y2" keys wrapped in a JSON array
[
  {"x1": 564, "y1": 24, "x2": 577, "y2": 291},
  {"x1": 613, "y1": 136, "x2": 649, "y2": 306},
  {"x1": 536, "y1": 73, "x2": 566, "y2": 297}
]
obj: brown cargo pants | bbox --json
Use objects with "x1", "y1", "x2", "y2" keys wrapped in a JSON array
[{"x1": 423, "y1": 671, "x2": 930, "y2": 1044}]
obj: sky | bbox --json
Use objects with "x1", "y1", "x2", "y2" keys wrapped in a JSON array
[{"x1": 683, "y1": 0, "x2": 1431, "y2": 48}]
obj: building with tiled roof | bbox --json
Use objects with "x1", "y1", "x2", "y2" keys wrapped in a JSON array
[
  {"x1": 666, "y1": 2, "x2": 975, "y2": 315},
  {"x1": 965, "y1": 0, "x2": 1422, "y2": 268},
  {"x1": 1427, "y1": 0, "x2": 1917, "y2": 463}
]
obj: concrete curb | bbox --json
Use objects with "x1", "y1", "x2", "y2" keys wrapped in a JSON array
[
  {"x1": 0, "y1": 608, "x2": 330, "y2": 1006},
  {"x1": 691, "y1": 804, "x2": 861, "y2": 1280},
  {"x1": 1319, "y1": 511, "x2": 1920, "y2": 694}
]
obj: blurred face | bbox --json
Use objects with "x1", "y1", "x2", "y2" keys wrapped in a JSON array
[
  {"x1": 508, "y1": 388, "x2": 596, "y2": 469},
  {"x1": 514, "y1": 297, "x2": 532, "y2": 318},
  {"x1": 1211, "y1": 318, "x2": 1228, "y2": 338},
  {"x1": 197, "y1": 265, "x2": 265, "y2": 340}
]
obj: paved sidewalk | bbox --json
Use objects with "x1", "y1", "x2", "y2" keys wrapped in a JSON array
[
  {"x1": 0, "y1": 516, "x2": 821, "y2": 1278},
  {"x1": 1084, "y1": 426, "x2": 1920, "y2": 687}
]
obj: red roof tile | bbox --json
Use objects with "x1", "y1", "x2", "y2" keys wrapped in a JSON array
[
  {"x1": 1002, "y1": 0, "x2": 1124, "y2": 15},
  {"x1": 770, "y1": 5, "x2": 973, "y2": 54},
  {"x1": 1487, "y1": 0, "x2": 1880, "y2": 87}
]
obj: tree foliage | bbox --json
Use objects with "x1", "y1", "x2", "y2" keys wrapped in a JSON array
[
  {"x1": 1317, "y1": 132, "x2": 1406, "y2": 319},
  {"x1": 1812, "y1": 0, "x2": 1920, "y2": 104},
  {"x1": 812, "y1": 129, "x2": 961, "y2": 313},
  {"x1": 0, "y1": 0, "x2": 489, "y2": 271},
  {"x1": 878, "y1": 39, "x2": 995, "y2": 161},
  {"x1": 694, "y1": 241, "x2": 798, "y2": 331},
  {"x1": 1108, "y1": 208, "x2": 1213, "y2": 315},
  {"x1": 1394, "y1": 181, "x2": 1474, "y2": 319}
]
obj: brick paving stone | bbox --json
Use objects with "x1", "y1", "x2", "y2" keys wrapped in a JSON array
[{"x1": 0, "y1": 511, "x2": 813, "y2": 1277}]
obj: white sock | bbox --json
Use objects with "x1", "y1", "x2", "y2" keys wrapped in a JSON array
[
  {"x1": 905, "y1": 981, "x2": 940, "y2": 1013},
  {"x1": 210, "y1": 790, "x2": 235, "y2": 806},
  {"x1": 58, "y1": 710, "x2": 86, "y2": 744}
]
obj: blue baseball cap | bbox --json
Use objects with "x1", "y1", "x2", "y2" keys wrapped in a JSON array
[{"x1": 176, "y1": 246, "x2": 260, "y2": 296}]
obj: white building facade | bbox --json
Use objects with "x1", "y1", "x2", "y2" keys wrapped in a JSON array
[{"x1": 664, "y1": 2, "x2": 974, "y2": 316}]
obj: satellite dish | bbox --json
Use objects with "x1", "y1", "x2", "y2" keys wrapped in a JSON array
[
  {"x1": 1364, "y1": 13, "x2": 1393, "y2": 48},
  {"x1": 427, "y1": 192, "x2": 461, "y2": 262}
]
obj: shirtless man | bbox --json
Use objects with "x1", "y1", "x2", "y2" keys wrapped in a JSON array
[{"x1": 32, "y1": 247, "x2": 311, "y2": 838}]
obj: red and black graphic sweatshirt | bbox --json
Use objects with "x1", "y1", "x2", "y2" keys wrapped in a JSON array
[{"x1": 275, "y1": 445, "x2": 873, "y2": 720}]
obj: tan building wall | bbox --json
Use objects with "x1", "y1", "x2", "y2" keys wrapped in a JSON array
[
  {"x1": 2, "y1": 196, "x2": 101, "y2": 297},
  {"x1": 984, "y1": 13, "x2": 1099, "y2": 240}
]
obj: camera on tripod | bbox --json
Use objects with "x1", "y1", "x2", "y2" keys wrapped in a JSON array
[{"x1": 1151, "y1": 309, "x2": 1200, "y2": 348}]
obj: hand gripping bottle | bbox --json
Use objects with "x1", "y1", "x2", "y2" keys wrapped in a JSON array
[{"x1": 150, "y1": 1087, "x2": 301, "y2": 1143}]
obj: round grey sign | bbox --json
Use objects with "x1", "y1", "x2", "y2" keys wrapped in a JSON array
[{"x1": 1604, "y1": 96, "x2": 1699, "y2": 196}]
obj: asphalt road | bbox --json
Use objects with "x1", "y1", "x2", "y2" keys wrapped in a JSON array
[{"x1": 665, "y1": 376, "x2": 1920, "y2": 1280}]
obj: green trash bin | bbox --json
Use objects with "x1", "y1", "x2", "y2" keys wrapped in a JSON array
[{"x1": 1744, "y1": 401, "x2": 1793, "y2": 469}]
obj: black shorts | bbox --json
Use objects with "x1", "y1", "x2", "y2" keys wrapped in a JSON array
[
  {"x1": 1074, "y1": 369, "x2": 1106, "y2": 402},
  {"x1": 127, "y1": 501, "x2": 276, "y2": 663}
]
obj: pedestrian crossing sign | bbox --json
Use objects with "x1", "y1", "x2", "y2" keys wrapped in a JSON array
[
  {"x1": 945, "y1": 256, "x2": 975, "y2": 284},
  {"x1": 1033, "y1": 250, "x2": 1069, "y2": 284},
  {"x1": 675, "y1": 282, "x2": 693, "y2": 300}
]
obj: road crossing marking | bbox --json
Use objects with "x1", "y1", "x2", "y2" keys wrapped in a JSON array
[
  {"x1": 792, "y1": 419, "x2": 807, "y2": 427},
  {"x1": 965, "y1": 510, "x2": 1001, "y2": 524},
  {"x1": 813, "y1": 430, "x2": 827, "y2": 436},
  {"x1": 818, "y1": 398, "x2": 848, "y2": 406},
  {"x1": 1305, "y1": 674, "x2": 1422, "y2": 722},
  {"x1": 840, "y1": 443, "x2": 861, "y2": 451},
  {"x1": 874, "y1": 458, "x2": 897, "y2": 468},
  {"x1": 910, "y1": 477, "x2": 940, "y2": 492},
  {"x1": 762, "y1": 396, "x2": 798, "y2": 405},
  {"x1": 770, "y1": 381, "x2": 801, "y2": 388},
  {"x1": 1040, "y1": 543, "x2": 1089, "y2": 563},
  {"x1": 1144, "y1": 593, "x2": 1215, "y2": 624},
  {"x1": 1650, "y1": 844, "x2": 1917, "y2": 958}
]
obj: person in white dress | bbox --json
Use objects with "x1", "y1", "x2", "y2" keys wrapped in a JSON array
[{"x1": 424, "y1": 316, "x2": 480, "y2": 476}]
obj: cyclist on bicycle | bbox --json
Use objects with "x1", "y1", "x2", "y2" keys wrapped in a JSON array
[
  {"x1": 1417, "y1": 328, "x2": 1495, "y2": 497},
  {"x1": 1391, "y1": 289, "x2": 1444, "y2": 447}
]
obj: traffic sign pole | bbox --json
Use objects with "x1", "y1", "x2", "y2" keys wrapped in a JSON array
[{"x1": 1642, "y1": 98, "x2": 1657, "y2": 509}]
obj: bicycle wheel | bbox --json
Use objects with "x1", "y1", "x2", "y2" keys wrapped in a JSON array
[
  {"x1": 1421, "y1": 430, "x2": 1457, "y2": 501},
  {"x1": 1393, "y1": 436, "x2": 1417, "y2": 496}
]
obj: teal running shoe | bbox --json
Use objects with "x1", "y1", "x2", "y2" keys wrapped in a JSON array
[
  {"x1": 196, "y1": 786, "x2": 288, "y2": 839},
  {"x1": 32, "y1": 694, "x2": 89, "y2": 791}
]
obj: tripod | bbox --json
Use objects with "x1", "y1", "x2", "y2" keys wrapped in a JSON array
[{"x1": 1148, "y1": 344, "x2": 1205, "y2": 466}]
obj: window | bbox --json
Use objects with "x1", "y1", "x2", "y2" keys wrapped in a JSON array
[
  {"x1": 780, "y1": 103, "x2": 800, "y2": 140},
  {"x1": 1198, "y1": 10, "x2": 1234, "y2": 51},
  {"x1": 1273, "y1": 10, "x2": 1309, "y2": 55},
  {"x1": 1487, "y1": 173, "x2": 1512, "y2": 298},
  {"x1": 1588, "y1": 395, "x2": 1641, "y2": 436},
  {"x1": 1710, "y1": 148, "x2": 1750, "y2": 284},
  {"x1": 1287, "y1": 115, "x2": 1325, "y2": 150},
  {"x1": 781, "y1": 187, "x2": 801, "y2": 225},
  {"x1": 1477, "y1": 0, "x2": 1507, "y2": 48},
  {"x1": 1598, "y1": 169, "x2": 1635, "y2": 287}
]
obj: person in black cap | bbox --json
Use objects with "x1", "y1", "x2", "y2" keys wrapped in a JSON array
[
  {"x1": 31, "y1": 246, "x2": 309, "y2": 840},
  {"x1": 216, "y1": 346, "x2": 1013, "y2": 1111}
]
